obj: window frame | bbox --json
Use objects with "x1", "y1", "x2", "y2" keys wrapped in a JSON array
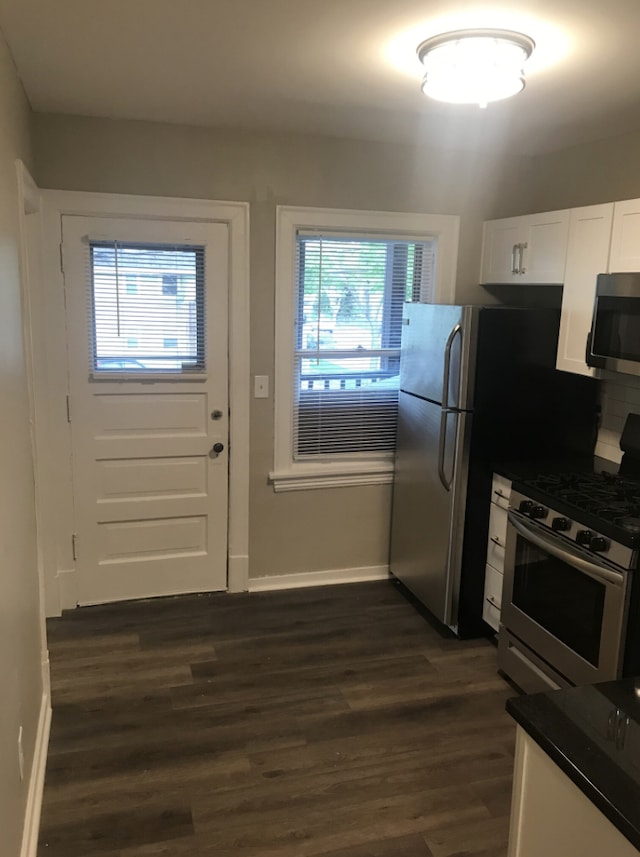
[{"x1": 271, "y1": 205, "x2": 460, "y2": 492}]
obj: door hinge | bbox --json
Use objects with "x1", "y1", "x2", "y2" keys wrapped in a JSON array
[
  {"x1": 71, "y1": 533, "x2": 78, "y2": 561},
  {"x1": 59, "y1": 242, "x2": 64, "y2": 275},
  {"x1": 66, "y1": 394, "x2": 72, "y2": 423}
]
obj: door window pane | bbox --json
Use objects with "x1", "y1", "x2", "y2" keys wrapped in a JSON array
[{"x1": 90, "y1": 242, "x2": 205, "y2": 372}]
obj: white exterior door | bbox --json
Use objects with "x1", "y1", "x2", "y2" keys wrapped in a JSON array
[{"x1": 62, "y1": 215, "x2": 229, "y2": 605}]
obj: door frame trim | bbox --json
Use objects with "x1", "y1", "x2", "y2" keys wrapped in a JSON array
[{"x1": 38, "y1": 190, "x2": 250, "y2": 613}]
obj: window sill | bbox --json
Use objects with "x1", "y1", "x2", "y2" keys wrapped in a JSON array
[{"x1": 268, "y1": 462, "x2": 394, "y2": 493}]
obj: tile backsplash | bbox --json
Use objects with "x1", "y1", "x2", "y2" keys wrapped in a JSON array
[{"x1": 596, "y1": 374, "x2": 640, "y2": 463}]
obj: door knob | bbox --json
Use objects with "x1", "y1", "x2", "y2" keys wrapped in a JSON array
[
  {"x1": 209, "y1": 442, "x2": 225, "y2": 458},
  {"x1": 211, "y1": 409, "x2": 223, "y2": 420}
]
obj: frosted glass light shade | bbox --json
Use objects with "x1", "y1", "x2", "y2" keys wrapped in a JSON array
[{"x1": 417, "y1": 29, "x2": 535, "y2": 108}]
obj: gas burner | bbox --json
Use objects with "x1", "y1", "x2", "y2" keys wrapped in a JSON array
[
  {"x1": 598, "y1": 506, "x2": 629, "y2": 521},
  {"x1": 514, "y1": 468, "x2": 640, "y2": 548}
]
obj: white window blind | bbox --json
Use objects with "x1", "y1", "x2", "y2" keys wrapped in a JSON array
[
  {"x1": 294, "y1": 233, "x2": 436, "y2": 458},
  {"x1": 88, "y1": 241, "x2": 205, "y2": 372}
]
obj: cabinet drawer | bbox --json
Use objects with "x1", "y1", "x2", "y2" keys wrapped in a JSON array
[
  {"x1": 483, "y1": 564, "x2": 504, "y2": 632},
  {"x1": 487, "y1": 502, "x2": 508, "y2": 571},
  {"x1": 492, "y1": 474, "x2": 511, "y2": 509}
]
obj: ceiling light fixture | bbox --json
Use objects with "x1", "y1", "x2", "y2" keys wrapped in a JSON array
[{"x1": 417, "y1": 28, "x2": 535, "y2": 109}]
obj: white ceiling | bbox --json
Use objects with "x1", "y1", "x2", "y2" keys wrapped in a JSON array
[{"x1": 1, "y1": 0, "x2": 639, "y2": 156}]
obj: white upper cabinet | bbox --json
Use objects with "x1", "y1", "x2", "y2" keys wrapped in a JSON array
[
  {"x1": 480, "y1": 218, "x2": 524, "y2": 285},
  {"x1": 481, "y1": 196, "x2": 640, "y2": 377},
  {"x1": 522, "y1": 211, "x2": 571, "y2": 284},
  {"x1": 480, "y1": 210, "x2": 570, "y2": 285},
  {"x1": 556, "y1": 204, "x2": 613, "y2": 376},
  {"x1": 609, "y1": 198, "x2": 640, "y2": 271}
]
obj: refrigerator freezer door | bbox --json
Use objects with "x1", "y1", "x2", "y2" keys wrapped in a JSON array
[
  {"x1": 390, "y1": 391, "x2": 471, "y2": 627},
  {"x1": 400, "y1": 303, "x2": 477, "y2": 409}
]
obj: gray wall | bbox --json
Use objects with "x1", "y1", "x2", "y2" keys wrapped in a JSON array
[
  {"x1": 0, "y1": 34, "x2": 45, "y2": 857},
  {"x1": 32, "y1": 113, "x2": 535, "y2": 579},
  {"x1": 529, "y1": 129, "x2": 640, "y2": 212}
]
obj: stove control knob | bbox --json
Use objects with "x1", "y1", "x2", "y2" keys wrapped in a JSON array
[
  {"x1": 519, "y1": 500, "x2": 534, "y2": 514},
  {"x1": 576, "y1": 530, "x2": 593, "y2": 546},
  {"x1": 590, "y1": 536, "x2": 610, "y2": 553},
  {"x1": 552, "y1": 517, "x2": 571, "y2": 532},
  {"x1": 530, "y1": 505, "x2": 548, "y2": 519}
]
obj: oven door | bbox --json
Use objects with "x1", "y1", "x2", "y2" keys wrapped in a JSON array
[{"x1": 502, "y1": 510, "x2": 629, "y2": 687}]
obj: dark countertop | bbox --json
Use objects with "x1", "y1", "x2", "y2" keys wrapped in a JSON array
[{"x1": 507, "y1": 679, "x2": 640, "y2": 849}]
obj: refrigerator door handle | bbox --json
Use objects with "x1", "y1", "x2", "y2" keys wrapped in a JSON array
[
  {"x1": 442, "y1": 323, "x2": 462, "y2": 410},
  {"x1": 439, "y1": 322, "x2": 463, "y2": 490},
  {"x1": 437, "y1": 409, "x2": 457, "y2": 492}
]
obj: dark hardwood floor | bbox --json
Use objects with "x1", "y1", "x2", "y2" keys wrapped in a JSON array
[{"x1": 38, "y1": 580, "x2": 517, "y2": 857}]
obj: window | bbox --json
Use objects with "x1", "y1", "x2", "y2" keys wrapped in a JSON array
[
  {"x1": 272, "y1": 206, "x2": 460, "y2": 491},
  {"x1": 295, "y1": 235, "x2": 434, "y2": 456},
  {"x1": 90, "y1": 242, "x2": 205, "y2": 373}
]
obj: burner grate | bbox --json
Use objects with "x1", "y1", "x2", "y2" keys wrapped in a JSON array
[{"x1": 519, "y1": 470, "x2": 640, "y2": 543}]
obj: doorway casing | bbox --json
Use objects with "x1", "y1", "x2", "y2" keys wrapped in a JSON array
[{"x1": 35, "y1": 190, "x2": 250, "y2": 615}]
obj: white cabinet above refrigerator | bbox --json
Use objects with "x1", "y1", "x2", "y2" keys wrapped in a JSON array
[{"x1": 480, "y1": 210, "x2": 570, "y2": 285}]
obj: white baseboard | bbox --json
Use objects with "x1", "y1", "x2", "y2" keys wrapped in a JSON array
[
  {"x1": 248, "y1": 565, "x2": 390, "y2": 592},
  {"x1": 20, "y1": 692, "x2": 52, "y2": 857},
  {"x1": 228, "y1": 554, "x2": 249, "y2": 593},
  {"x1": 41, "y1": 654, "x2": 51, "y2": 701}
]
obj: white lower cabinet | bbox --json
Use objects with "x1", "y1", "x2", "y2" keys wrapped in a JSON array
[
  {"x1": 483, "y1": 564, "x2": 503, "y2": 631},
  {"x1": 508, "y1": 728, "x2": 638, "y2": 857},
  {"x1": 486, "y1": 502, "x2": 508, "y2": 570},
  {"x1": 483, "y1": 473, "x2": 511, "y2": 633},
  {"x1": 492, "y1": 473, "x2": 511, "y2": 509}
]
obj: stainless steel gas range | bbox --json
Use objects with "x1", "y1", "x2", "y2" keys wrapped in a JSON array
[{"x1": 498, "y1": 469, "x2": 640, "y2": 694}]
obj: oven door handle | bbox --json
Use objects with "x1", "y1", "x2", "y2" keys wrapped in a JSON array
[{"x1": 508, "y1": 512, "x2": 625, "y2": 587}]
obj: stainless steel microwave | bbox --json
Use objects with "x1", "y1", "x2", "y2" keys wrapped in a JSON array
[{"x1": 587, "y1": 272, "x2": 640, "y2": 377}]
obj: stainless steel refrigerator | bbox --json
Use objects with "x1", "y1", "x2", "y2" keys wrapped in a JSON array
[{"x1": 389, "y1": 303, "x2": 599, "y2": 638}]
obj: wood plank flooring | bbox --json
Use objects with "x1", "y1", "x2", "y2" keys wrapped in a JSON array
[{"x1": 38, "y1": 580, "x2": 517, "y2": 857}]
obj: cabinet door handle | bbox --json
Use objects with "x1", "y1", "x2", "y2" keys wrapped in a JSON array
[
  {"x1": 490, "y1": 536, "x2": 504, "y2": 547},
  {"x1": 518, "y1": 241, "x2": 528, "y2": 274},
  {"x1": 511, "y1": 244, "x2": 519, "y2": 275},
  {"x1": 485, "y1": 595, "x2": 501, "y2": 610},
  {"x1": 494, "y1": 489, "x2": 508, "y2": 498}
]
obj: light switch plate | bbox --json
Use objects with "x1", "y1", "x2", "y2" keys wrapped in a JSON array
[{"x1": 254, "y1": 375, "x2": 269, "y2": 398}]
